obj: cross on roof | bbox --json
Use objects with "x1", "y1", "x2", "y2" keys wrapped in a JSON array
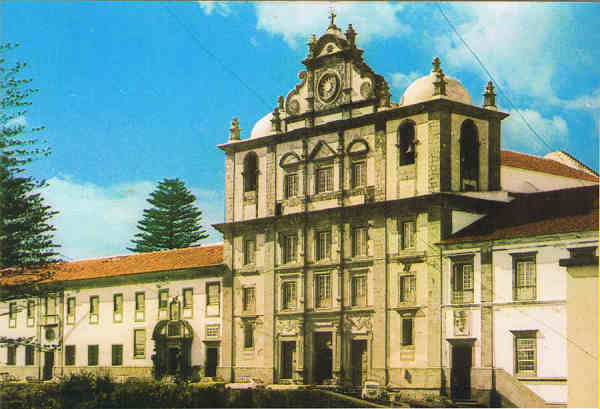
[{"x1": 329, "y1": 9, "x2": 336, "y2": 26}]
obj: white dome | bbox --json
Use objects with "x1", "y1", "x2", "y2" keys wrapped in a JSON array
[
  {"x1": 250, "y1": 112, "x2": 274, "y2": 139},
  {"x1": 400, "y1": 71, "x2": 472, "y2": 106}
]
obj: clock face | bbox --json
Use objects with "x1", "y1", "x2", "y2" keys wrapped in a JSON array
[{"x1": 318, "y1": 73, "x2": 340, "y2": 104}]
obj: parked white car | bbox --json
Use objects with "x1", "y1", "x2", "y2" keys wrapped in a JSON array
[
  {"x1": 361, "y1": 381, "x2": 382, "y2": 400},
  {"x1": 225, "y1": 377, "x2": 265, "y2": 390}
]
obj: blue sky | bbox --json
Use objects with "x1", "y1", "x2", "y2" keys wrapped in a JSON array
[{"x1": 2, "y1": 2, "x2": 599, "y2": 261}]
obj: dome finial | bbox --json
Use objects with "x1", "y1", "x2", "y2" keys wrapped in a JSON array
[
  {"x1": 483, "y1": 81, "x2": 497, "y2": 110},
  {"x1": 345, "y1": 24, "x2": 357, "y2": 46},
  {"x1": 433, "y1": 69, "x2": 447, "y2": 96},
  {"x1": 229, "y1": 117, "x2": 241, "y2": 141},
  {"x1": 328, "y1": 8, "x2": 337, "y2": 28},
  {"x1": 432, "y1": 57, "x2": 442, "y2": 73}
]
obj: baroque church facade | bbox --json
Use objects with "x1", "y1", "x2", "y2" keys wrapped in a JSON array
[{"x1": 1, "y1": 16, "x2": 598, "y2": 407}]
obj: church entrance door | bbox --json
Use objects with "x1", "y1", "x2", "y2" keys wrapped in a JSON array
[
  {"x1": 205, "y1": 347, "x2": 218, "y2": 377},
  {"x1": 43, "y1": 351, "x2": 54, "y2": 380},
  {"x1": 313, "y1": 332, "x2": 332, "y2": 384},
  {"x1": 351, "y1": 340, "x2": 368, "y2": 386},
  {"x1": 280, "y1": 341, "x2": 296, "y2": 380}
]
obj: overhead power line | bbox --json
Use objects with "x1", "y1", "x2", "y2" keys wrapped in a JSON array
[
  {"x1": 162, "y1": 4, "x2": 273, "y2": 111},
  {"x1": 436, "y1": 3, "x2": 556, "y2": 153}
]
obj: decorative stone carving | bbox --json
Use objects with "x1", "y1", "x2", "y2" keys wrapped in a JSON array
[
  {"x1": 288, "y1": 99, "x2": 300, "y2": 115},
  {"x1": 360, "y1": 81, "x2": 373, "y2": 99},
  {"x1": 277, "y1": 319, "x2": 300, "y2": 336},
  {"x1": 344, "y1": 314, "x2": 373, "y2": 333},
  {"x1": 317, "y1": 72, "x2": 341, "y2": 104}
]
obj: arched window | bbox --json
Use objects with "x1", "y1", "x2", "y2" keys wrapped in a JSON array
[
  {"x1": 243, "y1": 152, "x2": 258, "y2": 192},
  {"x1": 460, "y1": 120, "x2": 479, "y2": 191},
  {"x1": 398, "y1": 121, "x2": 416, "y2": 165}
]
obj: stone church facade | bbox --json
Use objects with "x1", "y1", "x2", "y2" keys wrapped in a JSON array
[{"x1": 217, "y1": 17, "x2": 505, "y2": 393}]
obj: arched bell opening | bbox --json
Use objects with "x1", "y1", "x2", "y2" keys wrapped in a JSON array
[{"x1": 151, "y1": 315, "x2": 194, "y2": 379}]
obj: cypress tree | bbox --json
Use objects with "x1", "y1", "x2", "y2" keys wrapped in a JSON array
[{"x1": 128, "y1": 178, "x2": 209, "y2": 253}]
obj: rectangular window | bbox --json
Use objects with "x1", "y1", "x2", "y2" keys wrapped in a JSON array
[
  {"x1": 402, "y1": 317, "x2": 414, "y2": 346},
  {"x1": 46, "y1": 294, "x2": 57, "y2": 316},
  {"x1": 400, "y1": 275, "x2": 417, "y2": 303},
  {"x1": 352, "y1": 227, "x2": 368, "y2": 257},
  {"x1": 7, "y1": 345, "x2": 16, "y2": 365},
  {"x1": 88, "y1": 345, "x2": 99, "y2": 366},
  {"x1": 452, "y1": 262, "x2": 474, "y2": 304},
  {"x1": 27, "y1": 300, "x2": 35, "y2": 326},
  {"x1": 206, "y1": 325, "x2": 219, "y2": 338},
  {"x1": 9, "y1": 302, "x2": 17, "y2": 328},
  {"x1": 282, "y1": 281, "x2": 297, "y2": 310},
  {"x1": 182, "y1": 288, "x2": 193, "y2": 319},
  {"x1": 514, "y1": 255, "x2": 536, "y2": 301},
  {"x1": 352, "y1": 161, "x2": 366, "y2": 188},
  {"x1": 351, "y1": 274, "x2": 367, "y2": 307},
  {"x1": 401, "y1": 221, "x2": 416, "y2": 250},
  {"x1": 315, "y1": 273, "x2": 331, "y2": 308},
  {"x1": 515, "y1": 333, "x2": 537, "y2": 376},
  {"x1": 244, "y1": 238, "x2": 256, "y2": 265},
  {"x1": 65, "y1": 345, "x2": 76, "y2": 366},
  {"x1": 113, "y1": 294, "x2": 123, "y2": 322},
  {"x1": 135, "y1": 292, "x2": 145, "y2": 321},
  {"x1": 284, "y1": 173, "x2": 298, "y2": 198},
  {"x1": 207, "y1": 283, "x2": 220, "y2": 306},
  {"x1": 134, "y1": 329, "x2": 146, "y2": 358},
  {"x1": 66, "y1": 297, "x2": 76, "y2": 325},
  {"x1": 89, "y1": 296, "x2": 99, "y2": 324},
  {"x1": 159, "y1": 289, "x2": 168, "y2": 309},
  {"x1": 244, "y1": 324, "x2": 254, "y2": 349},
  {"x1": 112, "y1": 344, "x2": 123, "y2": 366},
  {"x1": 316, "y1": 230, "x2": 331, "y2": 261},
  {"x1": 316, "y1": 166, "x2": 333, "y2": 194},
  {"x1": 282, "y1": 233, "x2": 297, "y2": 264},
  {"x1": 25, "y1": 345, "x2": 34, "y2": 366},
  {"x1": 242, "y1": 287, "x2": 256, "y2": 313}
]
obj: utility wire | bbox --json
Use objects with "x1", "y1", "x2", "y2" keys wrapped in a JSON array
[
  {"x1": 162, "y1": 4, "x2": 273, "y2": 111},
  {"x1": 436, "y1": 3, "x2": 556, "y2": 153}
]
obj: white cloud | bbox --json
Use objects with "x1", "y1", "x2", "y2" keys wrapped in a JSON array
[
  {"x1": 561, "y1": 87, "x2": 600, "y2": 110},
  {"x1": 433, "y1": 3, "x2": 566, "y2": 102},
  {"x1": 389, "y1": 71, "x2": 422, "y2": 94},
  {"x1": 502, "y1": 109, "x2": 569, "y2": 155},
  {"x1": 42, "y1": 177, "x2": 223, "y2": 261},
  {"x1": 255, "y1": 2, "x2": 410, "y2": 48},
  {"x1": 197, "y1": 1, "x2": 232, "y2": 17}
]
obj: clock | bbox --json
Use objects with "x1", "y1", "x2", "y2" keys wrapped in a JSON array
[{"x1": 317, "y1": 72, "x2": 340, "y2": 104}]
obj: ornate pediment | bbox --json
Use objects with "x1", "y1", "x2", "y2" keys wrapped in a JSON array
[
  {"x1": 347, "y1": 139, "x2": 370, "y2": 156},
  {"x1": 276, "y1": 319, "x2": 303, "y2": 336},
  {"x1": 309, "y1": 140, "x2": 337, "y2": 161},
  {"x1": 343, "y1": 313, "x2": 373, "y2": 333},
  {"x1": 279, "y1": 152, "x2": 302, "y2": 168}
]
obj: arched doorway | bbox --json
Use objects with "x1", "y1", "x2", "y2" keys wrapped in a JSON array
[{"x1": 151, "y1": 318, "x2": 193, "y2": 379}]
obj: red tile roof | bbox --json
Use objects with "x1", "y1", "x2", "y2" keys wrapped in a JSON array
[
  {"x1": 501, "y1": 150, "x2": 599, "y2": 182},
  {"x1": 443, "y1": 185, "x2": 599, "y2": 244},
  {"x1": 1, "y1": 244, "x2": 224, "y2": 286}
]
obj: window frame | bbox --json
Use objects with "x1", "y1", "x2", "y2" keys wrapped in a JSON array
[
  {"x1": 399, "y1": 274, "x2": 417, "y2": 303},
  {"x1": 206, "y1": 282, "x2": 221, "y2": 317},
  {"x1": 46, "y1": 294, "x2": 57, "y2": 316},
  {"x1": 65, "y1": 345, "x2": 76, "y2": 366},
  {"x1": 111, "y1": 344, "x2": 123, "y2": 366},
  {"x1": 351, "y1": 160, "x2": 366, "y2": 188},
  {"x1": 158, "y1": 289, "x2": 169, "y2": 319},
  {"x1": 402, "y1": 316, "x2": 414, "y2": 346},
  {"x1": 113, "y1": 293, "x2": 123, "y2": 323},
  {"x1": 315, "y1": 165, "x2": 333, "y2": 194},
  {"x1": 351, "y1": 273, "x2": 368, "y2": 307},
  {"x1": 281, "y1": 280, "x2": 297, "y2": 310},
  {"x1": 352, "y1": 226, "x2": 368, "y2": 257},
  {"x1": 242, "y1": 286, "x2": 256, "y2": 313},
  {"x1": 181, "y1": 288, "x2": 193, "y2": 319},
  {"x1": 66, "y1": 297, "x2": 76, "y2": 325},
  {"x1": 205, "y1": 325, "x2": 220, "y2": 338},
  {"x1": 401, "y1": 220, "x2": 416, "y2": 250},
  {"x1": 284, "y1": 173, "x2": 298, "y2": 199},
  {"x1": 282, "y1": 233, "x2": 298, "y2": 264},
  {"x1": 8, "y1": 302, "x2": 17, "y2": 328},
  {"x1": 89, "y1": 296, "x2": 99, "y2": 324},
  {"x1": 315, "y1": 272, "x2": 332, "y2": 309},
  {"x1": 315, "y1": 230, "x2": 332, "y2": 261},
  {"x1": 88, "y1": 344, "x2": 99, "y2": 366},
  {"x1": 25, "y1": 344, "x2": 35, "y2": 366},
  {"x1": 451, "y1": 260, "x2": 474, "y2": 304},
  {"x1": 7, "y1": 345, "x2": 16, "y2": 365},
  {"x1": 133, "y1": 329, "x2": 146, "y2": 359},
  {"x1": 398, "y1": 121, "x2": 416, "y2": 166},
  {"x1": 135, "y1": 292, "x2": 145, "y2": 322},
  {"x1": 243, "y1": 323, "x2": 254, "y2": 349},
  {"x1": 243, "y1": 152, "x2": 259, "y2": 193},
  {"x1": 513, "y1": 253, "x2": 537, "y2": 301},
  {"x1": 244, "y1": 237, "x2": 256, "y2": 265},
  {"x1": 513, "y1": 330, "x2": 538, "y2": 377},
  {"x1": 26, "y1": 300, "x2": 35, "y2": 327}
]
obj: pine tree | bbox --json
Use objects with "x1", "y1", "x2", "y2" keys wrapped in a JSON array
[
  {"x1": 1, "y1": 43, "x2": 60, "y2": 270},
  {"x1": 128, "y1": 178, "x2": 209, "y2": 252}
]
